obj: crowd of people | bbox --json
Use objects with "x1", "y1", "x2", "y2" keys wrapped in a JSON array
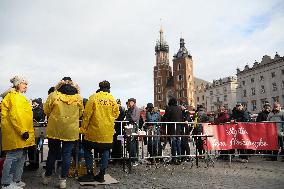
[{"x1": 0, "y1": 75, "x2": 284, "y2": 189}]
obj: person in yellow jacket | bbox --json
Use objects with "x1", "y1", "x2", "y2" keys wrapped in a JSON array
[
  {"x1": 42, "y1": 77, "x2": 83, "y2": 189},
  {"x1": 0, "y1": 76, "x2": 35, "y2": 189},
  {"x1": 78, "y1": 80, "x2": 119, "y2": 183}
]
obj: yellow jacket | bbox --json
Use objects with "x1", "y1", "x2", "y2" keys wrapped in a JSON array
[
  {"x1": 81, "y1": 91, "x2": 119, "y2": 143},
  {"x1": 1, "y1": 90, "x2": 35, "y2": 151},
  {"x1": 44, "y1": 91, "x2": 83, "y2": 141}
]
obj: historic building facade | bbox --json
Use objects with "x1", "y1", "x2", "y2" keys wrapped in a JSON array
[
  {"x1": 153, "y1": 28, "x2": 195, "y2": 109},
  {"x1": 236, "y1": 53, "x2": 284, "y2": 113},
  {"x1": 195, "y1": 76, "x2": 238, "y2": 112}
]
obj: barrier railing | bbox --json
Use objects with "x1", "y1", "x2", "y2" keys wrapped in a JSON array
[{"x1": 31, "y1": 120, "x2": 284, "y2": 174}]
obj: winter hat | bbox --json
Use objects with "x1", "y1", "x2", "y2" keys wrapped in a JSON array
[
  {"x1": 128, "y1": 98, "x2": 136, "y2": 103},
  {"x1": 146, "y1": 103, "x2": 154, "y2": 109},
  {"x1": 10, "y1": 76, "x2": 28, "y2": 87}
]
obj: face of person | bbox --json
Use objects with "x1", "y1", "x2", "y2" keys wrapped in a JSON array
[
  {"x1": 237, "y1": 105, "x2": 243, "y2": 111},
  {"x1": 219, "y1": 106, "x2": 225, "y2": 113},
  {"x1": 129, "y1": 101, "x2": 135, "y2": 107},
  {"x1": 17, "y1": 83, "x2": 28, "y2": 93},
  {"x1": 274, "y1": 104, "x2": 281, "y2": 111},
  {"x1": 264, "y1": 106, "x2": 271, "y2": 112}
]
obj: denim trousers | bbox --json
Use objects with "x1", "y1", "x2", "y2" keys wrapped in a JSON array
[
  {"x1": 83, "y1": 140, "x2": 110, "y2": 172},
  {"x1": 1, "y1": 149, "x2": 27, "y2": 185},
  {"x1": 171, "y1": 137, "x2": 181, "y2": 158},
  {"x1": 84, "y1": 148, "x2": 110, "y2": 172},
  {"x1": 45, "y1": 139, "x2": 74, "y2": 178}
]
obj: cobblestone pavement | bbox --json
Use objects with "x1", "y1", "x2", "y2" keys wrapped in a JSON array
[{"x1": 22, "y1": 156, "x2": 284, "y2": 189}]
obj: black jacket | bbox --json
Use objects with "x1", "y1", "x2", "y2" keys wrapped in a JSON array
[
  {"x1": 256, "y1": 111, "x2": 270, "y2": 122},
  {"x1": 163, "y1": 105, "x2": 183, "y2": 135}
]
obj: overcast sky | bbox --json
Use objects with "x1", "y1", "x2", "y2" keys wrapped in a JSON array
[{"x1": 1, "y1": 0, "x2": 284, "y2": 107}]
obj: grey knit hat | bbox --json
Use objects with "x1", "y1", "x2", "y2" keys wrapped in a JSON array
[{"x1": 10, "y1": 76, "x2": 28, "y2": 87}]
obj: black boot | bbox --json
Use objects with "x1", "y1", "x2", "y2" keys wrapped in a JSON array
[
  {"x1": 78, "y1": 170, "x2": 95, "y2": 182},
  {"x1": 94, "y1": 169, "x2": 105, "y2": 183}
]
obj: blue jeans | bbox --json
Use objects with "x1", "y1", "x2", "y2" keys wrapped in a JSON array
[
  {"x1": 45, "y1": 139, "x2": 74, "y2": 178},
  {"x1": 127, "y1": 137, "x2": 138, "y2": 162},
  {"x1": 171, "y1": 137, "x2": 181, "y2": 159},
  {"x1": 1, "y1": 149, "x2": 27, "y2": 185},
  {"x1": 83, "y1": 140, "x2": 110, "y2": 172}
]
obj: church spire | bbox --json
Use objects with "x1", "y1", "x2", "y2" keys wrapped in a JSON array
[{"x1": 155, "y1": 26, "x2": 169, "y2": 53}]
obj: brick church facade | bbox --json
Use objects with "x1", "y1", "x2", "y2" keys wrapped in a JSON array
[{"x1": 153, "y1": 28, "x2": 195, "y2": 109}]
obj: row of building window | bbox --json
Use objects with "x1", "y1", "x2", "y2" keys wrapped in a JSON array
[
  {"x1": 209, "y1": 87, "x2": 227, "y2": 96},
  {"x1": 242, "y1": 69, "x2": 284, "y2": 86},
  {"x1": 243, "y1": 81, "x2": 284, "y2": 97}
]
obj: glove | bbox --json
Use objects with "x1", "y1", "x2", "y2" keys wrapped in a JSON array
[{"x1": 22, "y1": 132, "x2": 29, "y2": 140}]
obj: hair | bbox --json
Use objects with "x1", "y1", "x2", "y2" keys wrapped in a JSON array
[
  {"x1": 168, "y1": 98, "x2": 177, "y2": 106},
  {"x1": 99, "y1": 80, "x2": 110, "y2": 93},
  {"x1": 48, "y1": 87, "x2": 55, "y2": 95}
]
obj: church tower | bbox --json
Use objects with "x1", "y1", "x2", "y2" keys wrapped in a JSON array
[
  {"x1": 173, "y1": 38, "x2": 195, "y2": 107},
  {"x1": 153, "y1": 27, "x2": 172, "y2": 109}
]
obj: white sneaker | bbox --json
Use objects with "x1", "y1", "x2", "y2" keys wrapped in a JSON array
[
  {"x1": 1, "y1": 184, "x2": 22, "y2": 189},
  {"x1": 58, "y1": 179, "x2": 66, "y2": 189},
  {"x1": 12, "y1": 181, "x2": 26, "y2": 188},
  {"x1": 42, "y1": 172, "x2": 52, "y2": 185}
]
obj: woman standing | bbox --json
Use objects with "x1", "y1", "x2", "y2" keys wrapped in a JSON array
[
  {"x1": 42, "y1": 77, "x2": 83, "y2": 189},
  {"x1": 1, "y1": 76, "x2": 35, "y2": 189}
]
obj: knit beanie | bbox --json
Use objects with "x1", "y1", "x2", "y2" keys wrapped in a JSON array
[{"x1": 10, "y1": 76, "x2": 28, "y2": 87}]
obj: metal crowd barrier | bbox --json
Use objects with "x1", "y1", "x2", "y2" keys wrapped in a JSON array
[{"x1": 31, "y1": 120, "x2": 284, "y2": 174}]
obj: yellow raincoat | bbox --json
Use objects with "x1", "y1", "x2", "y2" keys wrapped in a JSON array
[
  {"x1": 1, "y1": 90, "x2": 35, "y2": 151},
  {"x1": 44, "y1": 91, "x2": 83, "y2": 141},
  {"x1": 81, "y1": 91, "x2": 119, "y2": 144}
]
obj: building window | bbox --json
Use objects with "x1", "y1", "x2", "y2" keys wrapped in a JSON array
[
  {"x1": 157, "y1": 87, "x2": 161, "y2": 93},
  {"x1": 211, "y1": 106, "x2": 214, "y2": 111},
  {"x1": 179, "y1": 91, "x2": 183, "y2": 98},
  {"x1": 243, "y1": 90, "x2": 247, "y2": 97},
  {"x1": 282, "y1": 81, "x2": 284, "y2": 89},
  {"x1": 272, "y1": 83, "x2": 277, "y2": 91},
  {"x1": 178, "y1": 64, "x2": 181, "y2": 70},
  {"x1": 223, "y1": 87, "x2": 227, "y2": 93},
  {"x1": 251, "y1": 100, "x2": 257, "y2": 111},
  {"x1": 260, "y1": 75, "x2": 264, "y2": 81},
  {"x1": 178, "y1": 75, "x2": 183, "y2": 81},
  {"x1": 224, "y1": 95, "x2": 227, "y2": 102},
  {"x1": 242, "y1": 81, "x2": 246, "y2": 86},
  {"x1": 158, "y1": 78, "x2": 161, "y2": 85},
  {"x1": 216, "y1": 89, "x2": 220, "y2": 94},
  {"x1": 272, "y1": 96, "x2": 279, "y2": 102},
  {"x1": 282, "y1": 69, "x2": 284, "y2": 75},
  {"x1": 202, "y1": 95, "x2": 204, "y2": 101},
  {"x1": 260, "y1": 98, "x2": 268, "y2": 106},
  {"x1": 197, "y1": 97, "x2": 200, "y2": 102},
  {"x1": 217, "y1": 97, "x2": 220, "y2": 102},
  {"x1": 251, "y1": 88, "x2": 255, "y2": 95},
  {"x1": 271, "y1": 72, "x2": 276, "y2": 78},
  {"x1": 158, "y1": 94, "x2": 162, "y2": 101},
  {"x1": 251, "y1": 78, "x2": 254, "y2": 83},
  {"x1": 210, "y1": 91, "x2": 213, "y2": 95},
  {"x1": 261, "y1": 85, "x2": 265, "y2": 93}
]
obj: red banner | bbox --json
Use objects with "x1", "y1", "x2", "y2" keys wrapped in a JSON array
[{"x1": 203, "y1": 123, "x2": 278, "y2": 150}]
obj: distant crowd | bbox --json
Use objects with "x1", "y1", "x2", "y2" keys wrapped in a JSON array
[{"x1": 0, "y1": 75, "x2": 283, "y2": 189}]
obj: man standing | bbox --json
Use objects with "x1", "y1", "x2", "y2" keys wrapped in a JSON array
[
  {"x1": 256, "y1": 103, "x2": 271, "y2": 122},
  {"x1": 163, "y1": 98, "x2": 183, "y2": 164},
  {"x1": 126, "y1": 98, "x2": 140, "y2": 166},
  {"x1": 78, "y1": 81, "x2": 119, "y2": 182},
  {"x1": 267, "y1": 102, "x2": 284, "y2": 161}
]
